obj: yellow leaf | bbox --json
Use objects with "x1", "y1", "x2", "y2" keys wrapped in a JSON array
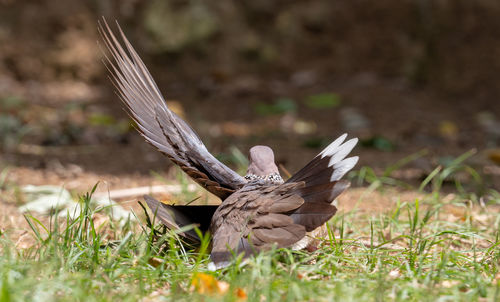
[
  {"x1": 236, "y1": 287, "x2": 248, "y2": 300},
  {"x1": 190, "y1": 273, "x2": 229, "y2": 295}
]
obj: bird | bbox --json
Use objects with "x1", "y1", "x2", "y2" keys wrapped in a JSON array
[{"x1": 99, "y1": 19, "x2": 358, "y2": 268}]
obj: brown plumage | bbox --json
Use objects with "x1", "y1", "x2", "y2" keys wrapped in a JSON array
[
  {"x1": 100, "y1": 19, "x2": 358, "y2": 268},
  {"x1": 99, "y1": 19, "x2": 244, "y2": 200}
]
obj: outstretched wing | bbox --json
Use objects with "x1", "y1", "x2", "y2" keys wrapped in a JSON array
[
  {"x1": 144, "y1": 195, "x2": 218, "y2": 245},
  {"x1": 99, "y1": 19, "x2": 245, "y2": 199}
]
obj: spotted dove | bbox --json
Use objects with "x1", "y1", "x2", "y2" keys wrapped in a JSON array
[{"x1": 100, "y1": 20, "x2": 358, "y2": 268}]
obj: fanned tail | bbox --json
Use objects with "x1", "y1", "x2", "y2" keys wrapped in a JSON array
[{"x1": 287, "y1": 134, "x2": 358, "y2": 231}]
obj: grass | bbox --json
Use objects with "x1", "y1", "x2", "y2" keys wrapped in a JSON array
[{"x1": 1, "y1": 159, "x2": 499, "y2": 301}]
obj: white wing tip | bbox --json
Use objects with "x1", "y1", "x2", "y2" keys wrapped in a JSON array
[
  {"x1": 320, "y1": 133, "x2": 348, "y2": 158},
  {"x1": 329, "y1": 156, "x2": 359, "y2": 181},
  {"x1": 324, "y1": 137, "x2": 359, "y2": 165}
]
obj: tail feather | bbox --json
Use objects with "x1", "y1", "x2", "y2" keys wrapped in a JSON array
[
  {"x1": 296, "y1": 181, "x2": 351, "y2": 204},
  {"x1": 287, "y1": 135, "x2": 358, "y2": 185},
  {"x1": 289, "y1": 202, "x2": 337, "y2": 232},
  {"x1": 287, "y1": 134, "x2": 358, "y2": 186},
  {"x1": 286, "y1": 134, "x2": 347, "y2": 183},
  {"x1": 330, "y1": 156, "x2": 358, "y2": 181},
  {"x1": 286, "y1": 135, "x2": 358, "y2": 231}
]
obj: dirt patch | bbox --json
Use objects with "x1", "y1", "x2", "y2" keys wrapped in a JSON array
[
  {"x1": 0, "y1": 201, "x2": 37, "y2": 249},
  {"x1": 338, "y1": 187, "x2": 424, "y2": 214}
]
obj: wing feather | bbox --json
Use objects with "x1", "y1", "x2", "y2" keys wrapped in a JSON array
[{"x1": 99, "y1": 19, "x2": 245, "y2": 199}]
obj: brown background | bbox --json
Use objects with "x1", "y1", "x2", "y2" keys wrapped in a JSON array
[{"x1": 0, "y1": 0, "x2": 499, "y2": 191}]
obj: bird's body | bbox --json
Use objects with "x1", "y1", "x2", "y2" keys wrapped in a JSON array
[{"x1": 100, "y1": 19, "x2": 359, "y2": 268}]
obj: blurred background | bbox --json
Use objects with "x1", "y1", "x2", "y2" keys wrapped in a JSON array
[{"x1": 0, "y1": 0, "x2": 499, "y2": 193}]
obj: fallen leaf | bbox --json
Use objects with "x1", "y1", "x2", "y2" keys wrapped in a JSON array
[
  {"x1": 148, "y1": 257, "x2": 164, "y2": 268},
  {"x1": 218, "y1": 280, "x2": 230, "y2": 293},
  {"x1": 190, "y1": 273, "x2": 229, "y2": 295},
  {"x1": 236, "y1": 287, "x2": 248, "y2": 300}
]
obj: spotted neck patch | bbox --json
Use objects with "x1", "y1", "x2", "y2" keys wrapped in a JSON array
[{"x1": 244, "y1": 172, "x2": 283, "y2": 184}]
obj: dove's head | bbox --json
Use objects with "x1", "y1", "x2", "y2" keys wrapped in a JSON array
[{"x1": 245, "y1": 145, "x2": 283, "y2": 184}]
